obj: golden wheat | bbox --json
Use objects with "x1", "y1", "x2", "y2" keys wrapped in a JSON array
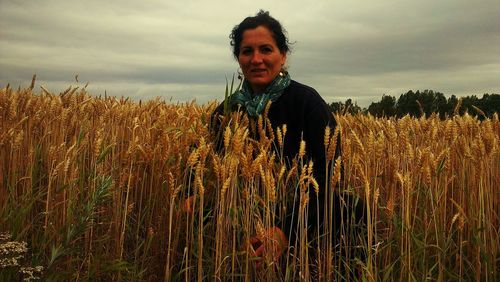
[{"x1": 0, "y1": 85, "x2": 498, "y2": 281}]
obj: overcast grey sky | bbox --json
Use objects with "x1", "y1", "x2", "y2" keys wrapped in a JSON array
[{"x1": 1, "y1": 0, "x2": 499, "y2": 106}]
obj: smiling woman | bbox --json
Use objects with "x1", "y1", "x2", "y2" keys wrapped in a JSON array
[
  {"x1": 210, "y1": 10, "x2": 366, "y2": 274},
  {"x1": 237, "y1": 26, "x2": 287, "y2": 94}
]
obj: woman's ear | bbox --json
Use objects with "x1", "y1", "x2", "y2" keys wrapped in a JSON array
[{"x1": 280, "y1": 52, "x2": 287, "y2": 66}]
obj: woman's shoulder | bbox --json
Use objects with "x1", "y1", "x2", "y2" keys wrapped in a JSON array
[
  {"x1": 283, "y1": 80, "x2": 328, "y2": 107},
  {"x1": 287, "y1": 80, "x2": 319, "y2": 96}
]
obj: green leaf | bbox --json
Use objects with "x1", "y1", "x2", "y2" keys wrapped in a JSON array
[
  {"x1": 76, "y1": 127, "x2": 85, "y2": 146},
  {"x1": 97, "y1": 144, "x2": 114, "y2": 164},
  {"x1": 436, "y1": 156, "x2": 446, "y2": 175},
  {"x1": 49, "y1": 244, "x2": 65, "y2": 267}
]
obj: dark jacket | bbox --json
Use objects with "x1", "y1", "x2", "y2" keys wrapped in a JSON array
[{"x1": 211, "y1": 80, "x2": 347, "y2": 242}]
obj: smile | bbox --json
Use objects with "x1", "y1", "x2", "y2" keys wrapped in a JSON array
[{"x1": 250, "y1": 69, "x2": 267, "y2": 74}]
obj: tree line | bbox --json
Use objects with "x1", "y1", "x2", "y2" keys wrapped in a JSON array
[{"x1": 329, "y1": 90, "x2": 500, "y2": 119}]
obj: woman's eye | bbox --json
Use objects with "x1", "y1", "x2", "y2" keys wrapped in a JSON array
[
  {"x1": 261, "y1": 47, "x2": 272, "y2": 53},
  {"x1": 241, "y1": 49, "x2": 252, "y2": 55}
]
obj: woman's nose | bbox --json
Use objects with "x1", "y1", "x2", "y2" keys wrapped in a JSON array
[{"x1": 250, "y1": 52, "x2": 263, "y2": 64}]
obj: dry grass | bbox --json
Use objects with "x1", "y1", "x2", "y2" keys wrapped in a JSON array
[{"x1": 0, "y1": 84, "x2": 499, "y2": 281}]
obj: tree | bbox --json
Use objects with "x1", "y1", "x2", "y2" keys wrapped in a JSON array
[
  {"x1": 329, "y1": 99, "x2": 363, "y2": 114},
  {"x1": 329, "y1": 101, "x2": 344, "y2": 114},
  {"x1": 479, "y1": 94, "x2": 500, "y2": 117},
  {"x1": 328, "y1": 91, "x2": 499, "y2": 118},
  {"x1": 445, "y1": 95, "x2": 459, "y2": 116},
  {"x1": 396, "y1": 90, "x2": 420, "y2": 117},
  {"x1": 395, "y1": 90, "x2": 448, "y2": 118},
  {"x1": 368, "y1": 94, "x2": 396, "y2": 117}
]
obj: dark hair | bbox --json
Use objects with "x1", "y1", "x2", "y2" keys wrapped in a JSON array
[{"x1": 230, "y1": 10, "x2": 291, "y2": 59}]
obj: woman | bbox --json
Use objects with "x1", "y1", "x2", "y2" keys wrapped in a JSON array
[{"x1": 211, "y1": 10, "x2": 362, "y2": 269}]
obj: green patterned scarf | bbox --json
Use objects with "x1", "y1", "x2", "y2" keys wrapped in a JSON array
[{"x1": 229, "y1": 72, "x2": 291, "y2": 117}]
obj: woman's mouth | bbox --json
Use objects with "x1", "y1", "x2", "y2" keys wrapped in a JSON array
[{"x1": 250, "y1": 69, "x2": 266, "y2": 76}]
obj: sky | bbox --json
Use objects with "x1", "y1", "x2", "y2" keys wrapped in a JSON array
[{"x1": 1, "y1": 0, "x2": 499, "y2": 107}]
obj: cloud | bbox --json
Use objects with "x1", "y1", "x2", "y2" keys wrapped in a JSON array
[
  {"x1": 291, "y1": 1, "x2": 500, "y2": 74},
  {"x1": 1, "y1": 0, "x2": 499, "y2": 107},
  {"x1": 313, "y1": 63, "x2": 500, "y2": 106}
]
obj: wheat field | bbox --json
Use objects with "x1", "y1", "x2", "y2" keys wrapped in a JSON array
[{"x1": 1, "y1": 85, "x2": 499, "y2": 281}]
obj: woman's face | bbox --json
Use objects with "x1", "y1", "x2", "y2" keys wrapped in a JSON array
[{"x1": 238, "y1": 25, "x2": 287, "y2": 93}]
